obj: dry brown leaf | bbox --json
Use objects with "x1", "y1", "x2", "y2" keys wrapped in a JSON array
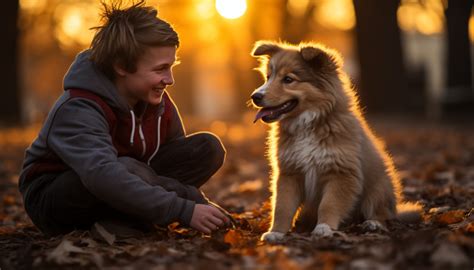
[
  {"x1": 462, "y1": 221, "x2": 474, "y2": 233},
  {"x1": 47, "y1": 239, "x2": 88, "y2": 265},
  {"x1": 430, "y1": 243, "x2": 470, "y2": 267},
  {"x1": 235, "y1": 179, "x2": 263, "y2": 193},
  {"x1": 92, "y1": 222, "x2": 116, "y2": 245},
  {"x1": 167, "y1": 222, "x2": 180, "y2": 230},
  {"x1": 123, "y1": 245, "x2": 152, "y2": 257},
  {"x1": 202, "y1": 251, "x2": 225, "y2": 260},
  {"x1": 3, "y1": 195, "x2": 16, "y2": 205},
  {"x1": 247, "y1": 217, "x2": 270, "y2": 233},
  {"x1": 435, "y1": 210, "x2": 466, "y2": 225},
  {"x1": 224, "y1": 229, "x2": 244, "y2": 247}
]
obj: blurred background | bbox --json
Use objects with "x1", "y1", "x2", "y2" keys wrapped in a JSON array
[
  {"x1": 1, "y1": 2, "x2": 473, "y2": 267},
  {"x1": 0, "y1": 0, "x2": 473, "y2": 145}
]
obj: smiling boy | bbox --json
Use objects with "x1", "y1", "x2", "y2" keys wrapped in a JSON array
[{"x1": 18, "y1": 1, "x2": 229, "y2": 236}]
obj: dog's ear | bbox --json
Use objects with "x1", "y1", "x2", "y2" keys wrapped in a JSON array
[
  {"x1": 300, "y1": 45, "x2": 340, "y2": 71},
  {"x1": 252, "y1": 41, "x2": 281, "y2": 57}
]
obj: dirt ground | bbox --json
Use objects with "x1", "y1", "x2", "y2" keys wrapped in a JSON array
[{"x1": 0, "y1": 114, "x2": 473, "y2": 270}]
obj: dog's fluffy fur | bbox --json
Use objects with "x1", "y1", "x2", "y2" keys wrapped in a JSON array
[{"x1": 250, "y1": 41, "x2": 421, "y2": 242}]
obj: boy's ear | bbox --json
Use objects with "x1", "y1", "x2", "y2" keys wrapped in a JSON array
[
  {"x1": 252, "y1": 41, "x2": 281, "y2": 57},
  {"x1": 300, "y1": 45, "x2": 339, "y2": 71},
  {"x1": 113, "y1": 62, "x2": 128, "y2": 77}
]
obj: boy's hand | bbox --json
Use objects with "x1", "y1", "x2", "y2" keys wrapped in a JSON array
[{"x1": 190, "y1": 204, "x2": 230, "y2": 234}]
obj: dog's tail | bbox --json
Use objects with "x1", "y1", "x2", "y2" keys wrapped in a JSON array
[{"x1": 396, "y1": 201, "x2": 424, "y2": 223}]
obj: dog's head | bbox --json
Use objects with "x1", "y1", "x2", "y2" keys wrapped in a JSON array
[{"x1": 250, "y1": 41, "x2": 346, "y2": 124}]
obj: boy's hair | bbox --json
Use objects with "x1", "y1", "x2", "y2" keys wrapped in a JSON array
[{"x1": 90, "y1": 0, "x2": 179, "y2": 79}]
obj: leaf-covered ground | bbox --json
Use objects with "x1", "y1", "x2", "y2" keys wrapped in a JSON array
[{"x1": 0, "y1": 115, "x2": 473, "y2": 270}]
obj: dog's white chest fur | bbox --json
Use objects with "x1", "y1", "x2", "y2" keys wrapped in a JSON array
[
  {"x1": 271, "y1": 111, "x2": 338, "y2": 201},
  {"x1": 275, "y1": 111, "x2": 335, "y2": 172}
]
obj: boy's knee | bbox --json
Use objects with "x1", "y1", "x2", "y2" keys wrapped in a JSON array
[
  {"x1": 118, "y1": 156, "x2": 150, "y2": 173},
  {"x1": 117, "y1": 156, "x2": 157, "y2": 183},
  {"x1": 195, "y1": 132, "x2": 226, "y2": 170}
]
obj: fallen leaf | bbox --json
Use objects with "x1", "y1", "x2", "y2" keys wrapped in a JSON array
[
  {"x1": 224, "y1": 229, "x2": 244, "y2": 247},
  {"x1": 435, "y1": 210, "x2": 466, "y2": 225},
  {"x1": 3, "y1": 195, "x2": 16, "y2": 205},
  {"x1": 92, "y1": 222, "x2": 116, "y2": 245},
  {"x1": 463, "y1": 222, "x2": 474, "y2": 233},
  {"x1": 428, "y1": 206, "x2": 450, "y2": 215},
  {"x1": 167, "y1": 247, "x2": 186, "y2": 257},
  {"x1": 350, "y1": 258, "x2": 393, "y2": 270},
  {"x1": 430, "y1": 243, "x2": 470, "y2": 267},
  {"x1": 233, "y1": 179, "x2": 263, "y2": 193},
  {"x1": 123, "y1": 245, "x2": 151, "y2": 257},
  {"x1": 47, "y1": 239, "x2": 88, "y2": 265},
  {"x1": 202, "y1": 251, "x2": 225, "y2": 260}
]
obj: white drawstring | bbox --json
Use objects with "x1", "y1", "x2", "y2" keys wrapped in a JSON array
[
  {"x1": 129, "y1": 110, "x2": 136, "y2": 145},
  {"x1": 139, "y1": 123, "x2": 146, "y2": 157},
  {"x1": 138, "y1": 124, "x2": 145, "y2": 141},
  {"x1": 147, "y1": 116, "x2": 161, "y2": 165}
]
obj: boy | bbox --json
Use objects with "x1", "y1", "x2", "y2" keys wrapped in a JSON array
[{"x1": 18, "y1": 1, "x2": 229, "y2": 236}]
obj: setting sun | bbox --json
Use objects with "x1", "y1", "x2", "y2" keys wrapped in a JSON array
[{"x1": 215, "y1": 0, "x2": 247, "y2": 19}]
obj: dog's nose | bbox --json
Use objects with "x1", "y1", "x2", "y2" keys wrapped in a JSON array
[{"x1": 251, "y1": 93, "x2": 264, "y2": 106}]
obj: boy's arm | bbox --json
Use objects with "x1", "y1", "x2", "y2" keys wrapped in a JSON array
[{"x1": 47, "y1": 98, "x2": 195, "y2": 226}]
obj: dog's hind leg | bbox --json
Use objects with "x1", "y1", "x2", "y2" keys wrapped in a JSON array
[
  {"x1": 261, "y1": 174, "x2": 302, "y2": 243},
  {"x1": 359, "y1": 182, "x2": 397, "y2": 232}
]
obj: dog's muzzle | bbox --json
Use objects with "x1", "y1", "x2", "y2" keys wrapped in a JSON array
[{"x1": 251, "y1": 92, "x2": 264, "y2": 106}]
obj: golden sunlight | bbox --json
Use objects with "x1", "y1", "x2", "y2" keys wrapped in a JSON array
[
  {"x1": 397, "y1": 0, "x2": 444, "y2": 35},
  {"x1": 195, "y1": 0, "x2": 215, "y2": 19},
  {"x1": 287, "y1": 0, "x2": 310, "y2": 17},
  {"x1": 19, "y1": 0, "x2": 47, "y2": 12},
  {"x1": 470, "y1": 13, "x2": 474, "y2": 42},
  {"x1": 53, "y1": 2, "x2": 99, "y2": 49},
  {"x1": 210, "y1": 121, "x2": 228, "y2": 138},
  {"x1": 314, "y1": 0, "x2": 355, "y2": 31},
  {"x1": 215, "y1": 0, "x2": 247, "y2": 19}
]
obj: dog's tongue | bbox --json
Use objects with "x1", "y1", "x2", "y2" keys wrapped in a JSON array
[{"x1": 254, "y1": 108, "x2": 273, "y2": 123}]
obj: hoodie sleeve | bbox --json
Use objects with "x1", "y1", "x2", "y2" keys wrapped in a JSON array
[{"x1": 46, "y1": 97, "x2": 195, "y2": 226}]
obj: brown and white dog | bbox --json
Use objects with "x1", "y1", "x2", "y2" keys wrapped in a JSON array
[{"x1": 250, "y1": 41, "x2": 420, "y2": 243}]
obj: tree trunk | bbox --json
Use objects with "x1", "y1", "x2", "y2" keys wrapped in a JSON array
[
  {"x1": 353, "y1": 0, "x2": 406, "y2": 113},
  {"x1": 0, "y1": 0, "x2": 20, "y2": 125},
  {"x1": 443, "y1": 0, "x2": 473, "y2": 106}
]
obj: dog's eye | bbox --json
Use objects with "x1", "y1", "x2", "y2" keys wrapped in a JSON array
[
  {"x1": 282, "y1": 76, "x2": 294, "y2": 84},
  {"x1": 266, "y1": 74, "x2": 271, "y2": 80}
]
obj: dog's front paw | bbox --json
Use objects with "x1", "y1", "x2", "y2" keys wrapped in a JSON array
[
  {"x1": 311, "y1": 223, "x2": 334, "y2": 237},
  {"x1": 261, "y1": 231, "x2": 285, "y2": 243}
]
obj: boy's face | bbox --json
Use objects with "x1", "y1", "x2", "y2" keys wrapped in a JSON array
[{"x1": 115, "y1": 46, "x2": 177, "y2": 107}]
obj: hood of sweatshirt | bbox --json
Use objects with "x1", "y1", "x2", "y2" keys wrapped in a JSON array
[
  {"x1": 63, "y1": 49, "x2": 165, "y2": 115},
  {"x1": 62, "y1": 50, "x2": 169, "y2": 150},
  {"x1": 63, "y1": 50, "x2": 130, "y2": 112}
]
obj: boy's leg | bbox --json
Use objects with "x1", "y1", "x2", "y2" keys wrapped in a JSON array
[
  {"x1": 23, "y1": 170, "x2": 114, "y2": 236},
  {"x1": 150, "y1": 132, "x2": 225, "y2": 188},
  {"x1": 22, "y1": 133, "x2": 224, "y2": 235},
  {"x1": 149, "y1": 134, "x2": 235, "y2": 225},
  {"x1": 23, "y1": 161, "x2": 158, "y2": 236},
  {"x1": 118, "y1": 156, "x2": 207, "y2": 203}
]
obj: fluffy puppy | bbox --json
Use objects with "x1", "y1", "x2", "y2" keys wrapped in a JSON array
[{"x1": 250, "y1": 41, "x2": 420, "y2": 243}]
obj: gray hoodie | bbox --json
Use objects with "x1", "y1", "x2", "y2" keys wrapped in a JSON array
[{"x1": 19, "y1": 50, "x2": 195, "y2": 226}]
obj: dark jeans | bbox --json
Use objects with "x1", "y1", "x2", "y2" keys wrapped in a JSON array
[{"x1": 22, "y1": 133, "x2": 225, "y2": 236}]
